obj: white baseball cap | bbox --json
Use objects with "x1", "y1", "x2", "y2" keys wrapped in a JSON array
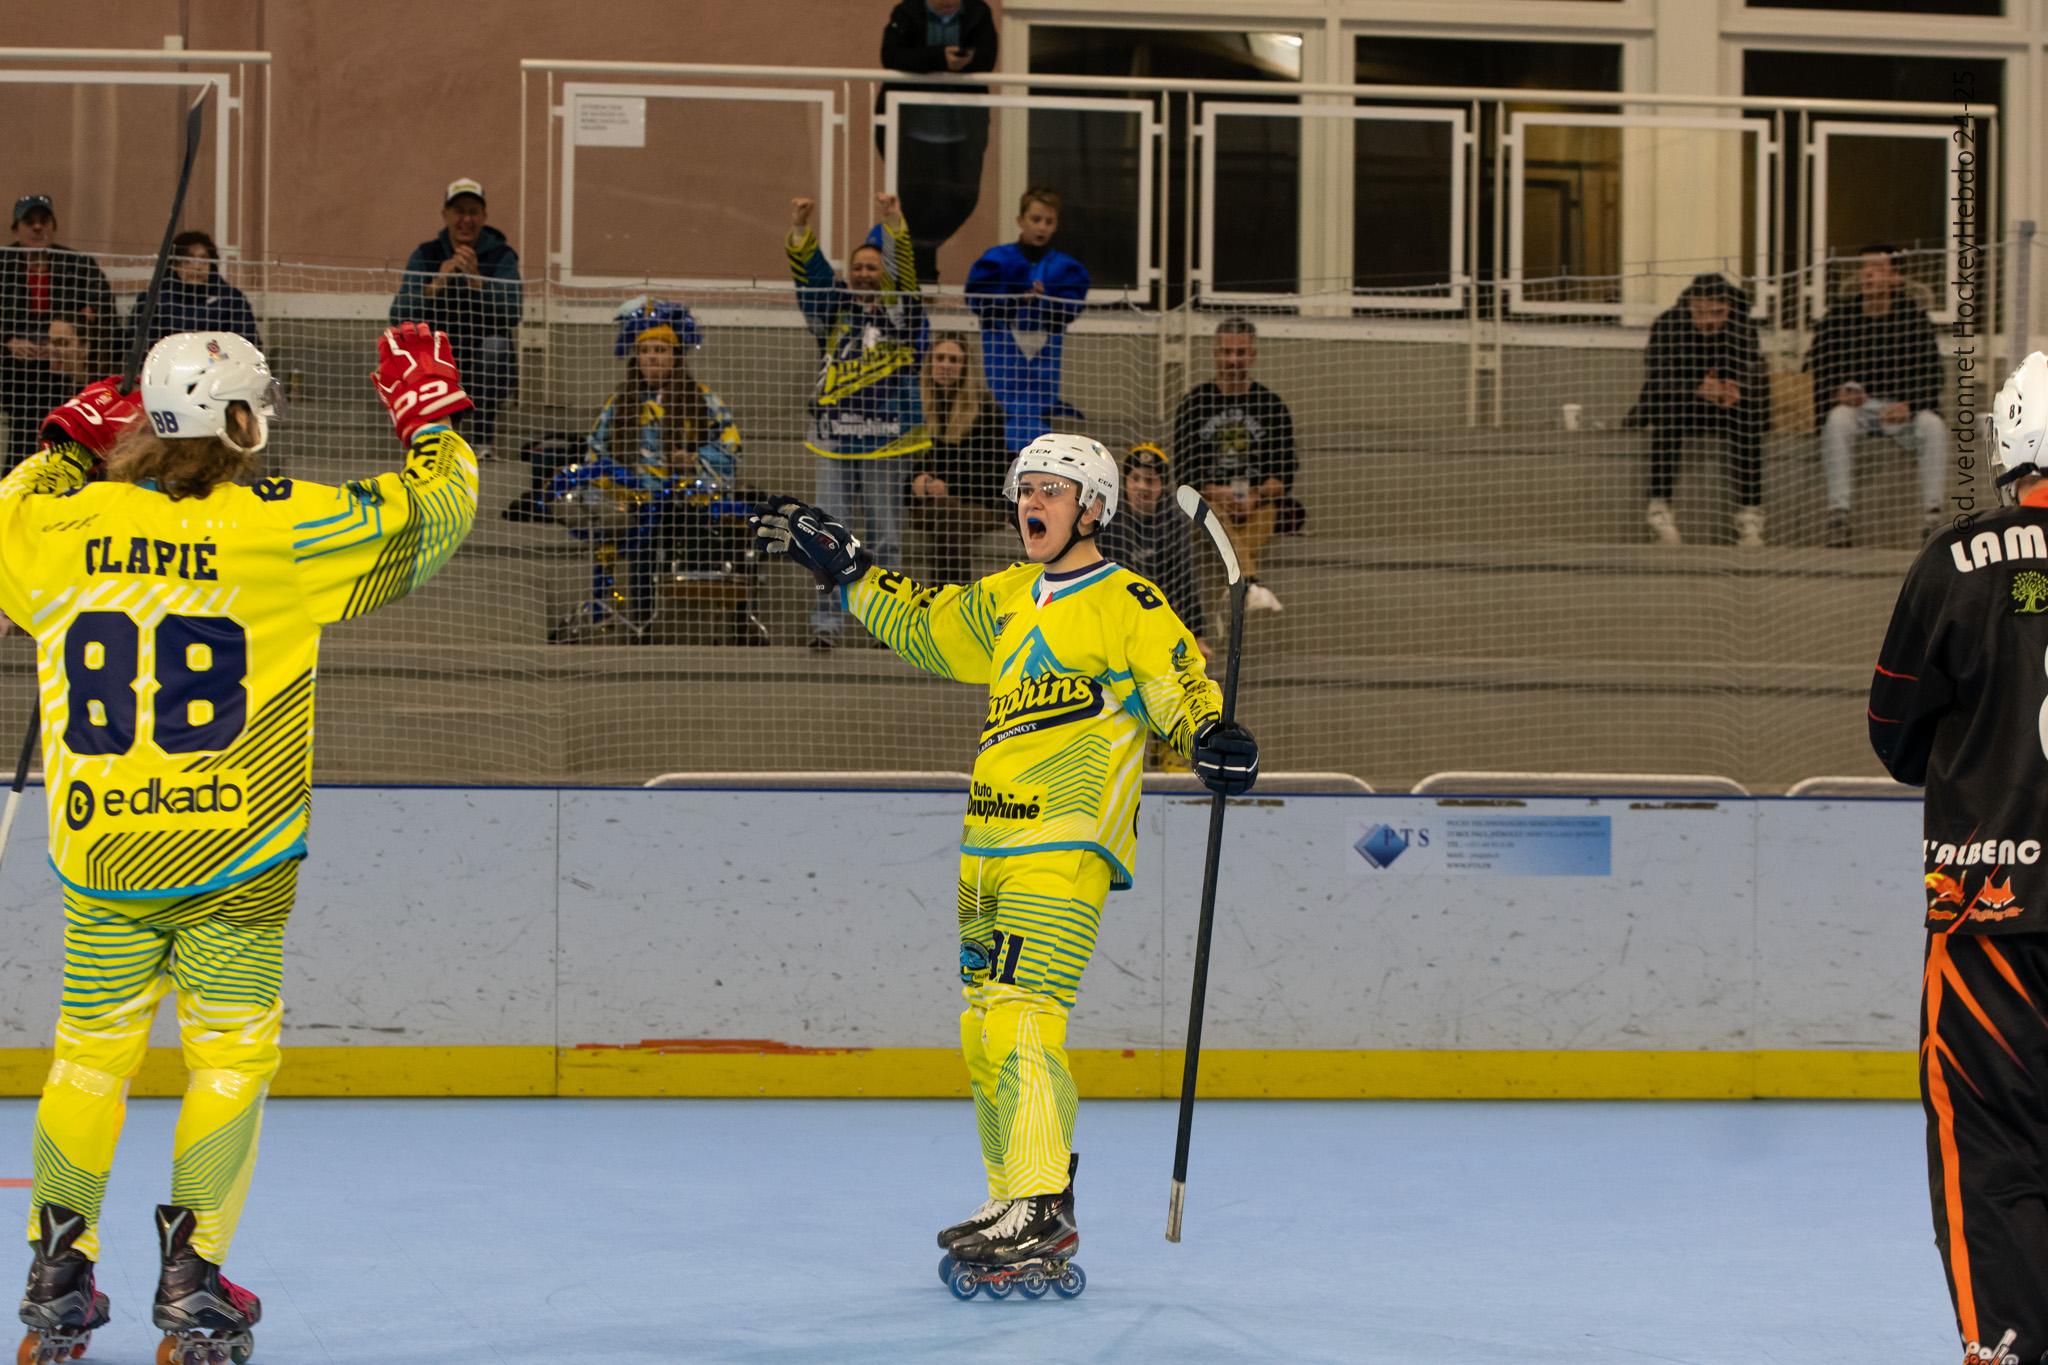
[{"x1": 444, "y1": 178, "x2": 486, "y2": 207}]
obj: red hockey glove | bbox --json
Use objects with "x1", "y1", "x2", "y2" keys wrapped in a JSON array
[
  {"x1": 41, "y1": 377, "x2": 144, "y2": 468},
  {"x1": 373, "y1": 322, "x2": 472, "y2": 447}
]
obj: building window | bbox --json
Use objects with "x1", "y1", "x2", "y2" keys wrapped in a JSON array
[
  {"x1": 1355, "y1": 38, "x2": 1623, "y2": 302},
  {"x1": 1029, "y1": 26, "x2": 1302, "y2": 297}
]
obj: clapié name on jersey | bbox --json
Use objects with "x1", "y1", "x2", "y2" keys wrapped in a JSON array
[{"x1": 82, "y1": 535, "x2": 219, "y2": 581}]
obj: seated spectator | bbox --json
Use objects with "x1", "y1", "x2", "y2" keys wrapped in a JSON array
[
  {"x1": 390, "y1": 178, "x2": 520, "y2": 459},
  {"x1": 132, "y1": 230, "x2": 259, "y2": 351},
  {"x1": 789, "y1": 191, "x2": 928, "y2": 649},
  {"x1": 877, "y1": 0, "x2": 998, "y2": 283},
  {"x1": 966, "y1": 187, "x2": 1088, "y2": 457},
  {"x1": 1098, "y1": 442, "x2": 1208, "y2": 648},
  {"x1": 1, "y1": 194, "x2": 114, "y2": 464},
  {"x1": 547, "y1": 299, "x2": 744, "y2": 641},
  {"x1": 1623, "y1": 273, "x2": 1767, "y2": 547},
  {"x1": 1171, "y1": 317, "x2": 1300, "y2": 612},
  {"x1": 907, "y1": 334, "x2": 1007, "y2": 583},
  {"x1": 13, "y1": 312, "x2": 115, "y2": 454},
  {"x1": 1806, "y1": 243, "x2": 1947, "y2": 546}
]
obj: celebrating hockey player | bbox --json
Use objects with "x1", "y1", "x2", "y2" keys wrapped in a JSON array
[
  {"x1": 8, "y1": 323, "x2": 477, "y2": 1364},
  {"x1": 1871, "y1": 351, "x2": 2048, "y2": 1365},
  {"x1": 753, "y1": 433, "x2": 1259, "y2": 1295}
]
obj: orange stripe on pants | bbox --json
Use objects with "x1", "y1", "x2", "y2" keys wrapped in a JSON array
[{"x1": 1925, "y1": 935, "x2": 1979, "y2": 1345}]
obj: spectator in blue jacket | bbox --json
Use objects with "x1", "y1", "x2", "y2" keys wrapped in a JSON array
[
  {"x1": 131, "y1": 230, "x2": 259, "y2": 353},
  {"x1": 966, "y1": 187, "x2": 1088, "y2": 456},
  {"x1": 788, "y1": 190, "x2": 929, "y2": 648},
  {"x1": 390, "y1": 177, "x2": 521, "y2": 457}
]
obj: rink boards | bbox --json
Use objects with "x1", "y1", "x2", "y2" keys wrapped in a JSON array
[{"x1": 0, "y1": 786, "x2": 1925, "y2": 1099}]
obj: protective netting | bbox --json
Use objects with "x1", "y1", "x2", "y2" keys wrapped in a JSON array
[{"x1": 0, "y1": 242, "x2": 2015, "y2": 791}]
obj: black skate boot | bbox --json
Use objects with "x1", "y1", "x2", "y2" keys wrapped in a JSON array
[
  {"x1": 18, "y1": 1203, "x2": 110, "y2": 1364},
  {"x1": 936, "y1": 1196, "x2": 1014, "y2": 1287},
  {"x1": 943, "y1": 1163, "x2": 1084, "y2": 1302},
  {"x1": 152, "y1": 1205, "x2": 259, "y2": 1365}
]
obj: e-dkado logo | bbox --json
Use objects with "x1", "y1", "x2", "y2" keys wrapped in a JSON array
[
  {"x1": 63, "y1": 771, "x2": 252, "y2": 833},
  {"x1": 1355, "y1": 822, "x2": 1430, "y2": 869}
]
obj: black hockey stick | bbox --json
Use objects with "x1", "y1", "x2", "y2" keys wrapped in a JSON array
[
  {"x1": 1166, "y1": 484, "x2": 1248, "y2": 1243},
  {"x1": 0, "y1": 88, "x2": 211, "y2": 870}
]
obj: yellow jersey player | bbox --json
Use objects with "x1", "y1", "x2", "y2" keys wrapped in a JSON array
[
  {"x1": 753, "y1": 433, "x2": 1259, "y2": 1298},
  {"x1": 9, "y1": 322, "x2": 476, "y2": 1365}
]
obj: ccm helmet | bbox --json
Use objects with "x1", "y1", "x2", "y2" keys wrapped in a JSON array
[
  {"x1": 1992, "y1": 350, "x2": 2048, "y2": 488},
  {"x1": 1004, "y1": 432, "x2": 1119, "y2": 527},
  {"x1": 614, "y1": 296, "x2": 702, "y2": 356},
  {"x1": 139, "y1": 332, "x2": 276, "y2": 455}
]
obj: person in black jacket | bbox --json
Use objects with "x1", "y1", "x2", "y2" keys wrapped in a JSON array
[
  {"x1": 878, "y1": 0, "x2": 998, "y2": 283},
  {"x1": 1870, "y1": 351, "x2": 2048, "y2": 1365},
  {"x1": 1098, "y1": 443, "x2": 1208, "y2": 647},
  {"x1": 1624, "y1": 273, "x2": 1768, "y2": 547},
  {"x1": 1, "y1": 195, "x2": 114, "y2": 464},
  {"x1": 1171, "y1": 318, "x2": 1300, "y2": 612},
  {"x1": 1809, "y1": 244, "x2": 1947, "y2": 547},
  {"x1": 907, "y1": 334, "x2": 1007, "y2": 583},
  {"x1": 131, "y1": 231, "x2": 259, "y2": 353},
  {"x1": 389, "y1": 178, "x2": 522, "y2": 457}
]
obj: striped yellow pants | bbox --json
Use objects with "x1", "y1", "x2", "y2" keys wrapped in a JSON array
[
  {"x1": 956, "y1": 849, "x2": 1109, "y2": 1200},
  {"x1": 27, "y1": 859, "x2": 297, "y2": 1263}
]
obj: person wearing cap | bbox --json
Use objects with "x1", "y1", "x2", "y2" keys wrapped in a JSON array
[
  {"x1": 390, "y1": 178, "x2": 522, "y2": 458},
  {"x1": 1624, "y1": 271, "x2": 1768, "y2": 547},
  {"x1": 1097, "y1": 443, "x2": 1208, "y2": 648},
  {"x1": 0, "y1": 195, "x2": 115, "y2": 466}
]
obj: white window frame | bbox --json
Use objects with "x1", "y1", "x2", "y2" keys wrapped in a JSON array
[
  {"x1": 1196, "y1": 102, "x2": 1469, "y2": 312},
  {"x1": 555, "y1": 82, "x2": 837, "y2": 290},
  {"x1": 0, "y1": 71, "x2": 236, "y2": 254},
  {"x1": 1806, "y1": 120, "x2": 1963, "y2": 325},
  {"x1": 882, "y1": 90, "x2": 1160, "y2": 299},
  {"x1": 1506, "y1": 110, "x2": 1773, "y2": 319}
]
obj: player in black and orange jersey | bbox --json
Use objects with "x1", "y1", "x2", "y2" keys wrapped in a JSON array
[{"x1": 1873, "y1": 350, "x2": 2048, "y2": 1365}]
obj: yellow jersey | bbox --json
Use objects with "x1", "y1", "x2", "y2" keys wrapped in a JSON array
[
  {"x1": 0, "y1": 428, "x2": 477, "y2": 898},
  {"x1": 844, "y1": 557, "x2": 1223, "y2": 888}
]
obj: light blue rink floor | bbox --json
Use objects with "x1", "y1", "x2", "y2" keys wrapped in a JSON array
[{"x1": 0, "y1": 1099, "x2": 1957, "y2": 1364}]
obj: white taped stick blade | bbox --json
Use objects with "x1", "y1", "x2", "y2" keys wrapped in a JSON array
[{"x1": 1176, "y1": 486, "x2": 1242, "y2": 586}]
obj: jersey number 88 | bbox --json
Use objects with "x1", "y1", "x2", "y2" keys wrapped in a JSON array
[{"x1": 63, "y1": 610, "x2": 249, "y2": 757}]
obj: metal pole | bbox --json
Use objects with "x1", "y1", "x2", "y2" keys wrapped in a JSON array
[{"x1": 2016, "y1": 220, "x2": 2036, "y2": 363}]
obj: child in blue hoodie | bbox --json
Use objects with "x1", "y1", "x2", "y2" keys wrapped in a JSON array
[{"x1": 965, "y1": 188, "x2": 1089, "y2": 457}]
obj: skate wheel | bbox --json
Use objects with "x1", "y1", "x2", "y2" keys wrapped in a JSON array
[
  {"x1": 1054, "y1": 1264, "x2": 1086, "y2": 1298},
  {"x1": 946, "y1": 1265, "x2": 981, "y2": 1300},
  {"x1": 156, "y1": 1339, "x2": 178, "y2": 1365},
  {"x1": 1019, "y1": 1272, "x2": 1049, "y2": 1299},
  {"x1": 983, "y1": 1277, "x2": 1014, "y2": 1300},
  {"x1": 67, "y1": 1338, "x2": 88, "y2": 1363},
  {"x1": 937, "y1": 1253, "x2": 957, "y2": 1286},
  {"x1": 17, "y1": 1333, "x2": 38, "y2": 1365}
]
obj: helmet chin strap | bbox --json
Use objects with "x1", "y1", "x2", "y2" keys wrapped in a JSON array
[{"x1": 1045, "y1": 496, "x2": 1102, "y2": 563}]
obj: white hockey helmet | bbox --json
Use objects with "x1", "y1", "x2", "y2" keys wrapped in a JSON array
[
  {"x1": 1004, "y1": 432, "x2": 1119, "y2": 527},
  {"x1": 140, "y1": 332, "x2": 277, "y2": 455},
  {"x1": 1992, "y1": 350, "x2": 2048, "y2": 487}
]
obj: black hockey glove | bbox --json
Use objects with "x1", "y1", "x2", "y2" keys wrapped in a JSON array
[
  {"x1": 751, "y1": 497, "x2": 873, "y2": 588},
  {"x1": 1192, "y1": 720, "x2": 1259, "y2": 797}
]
